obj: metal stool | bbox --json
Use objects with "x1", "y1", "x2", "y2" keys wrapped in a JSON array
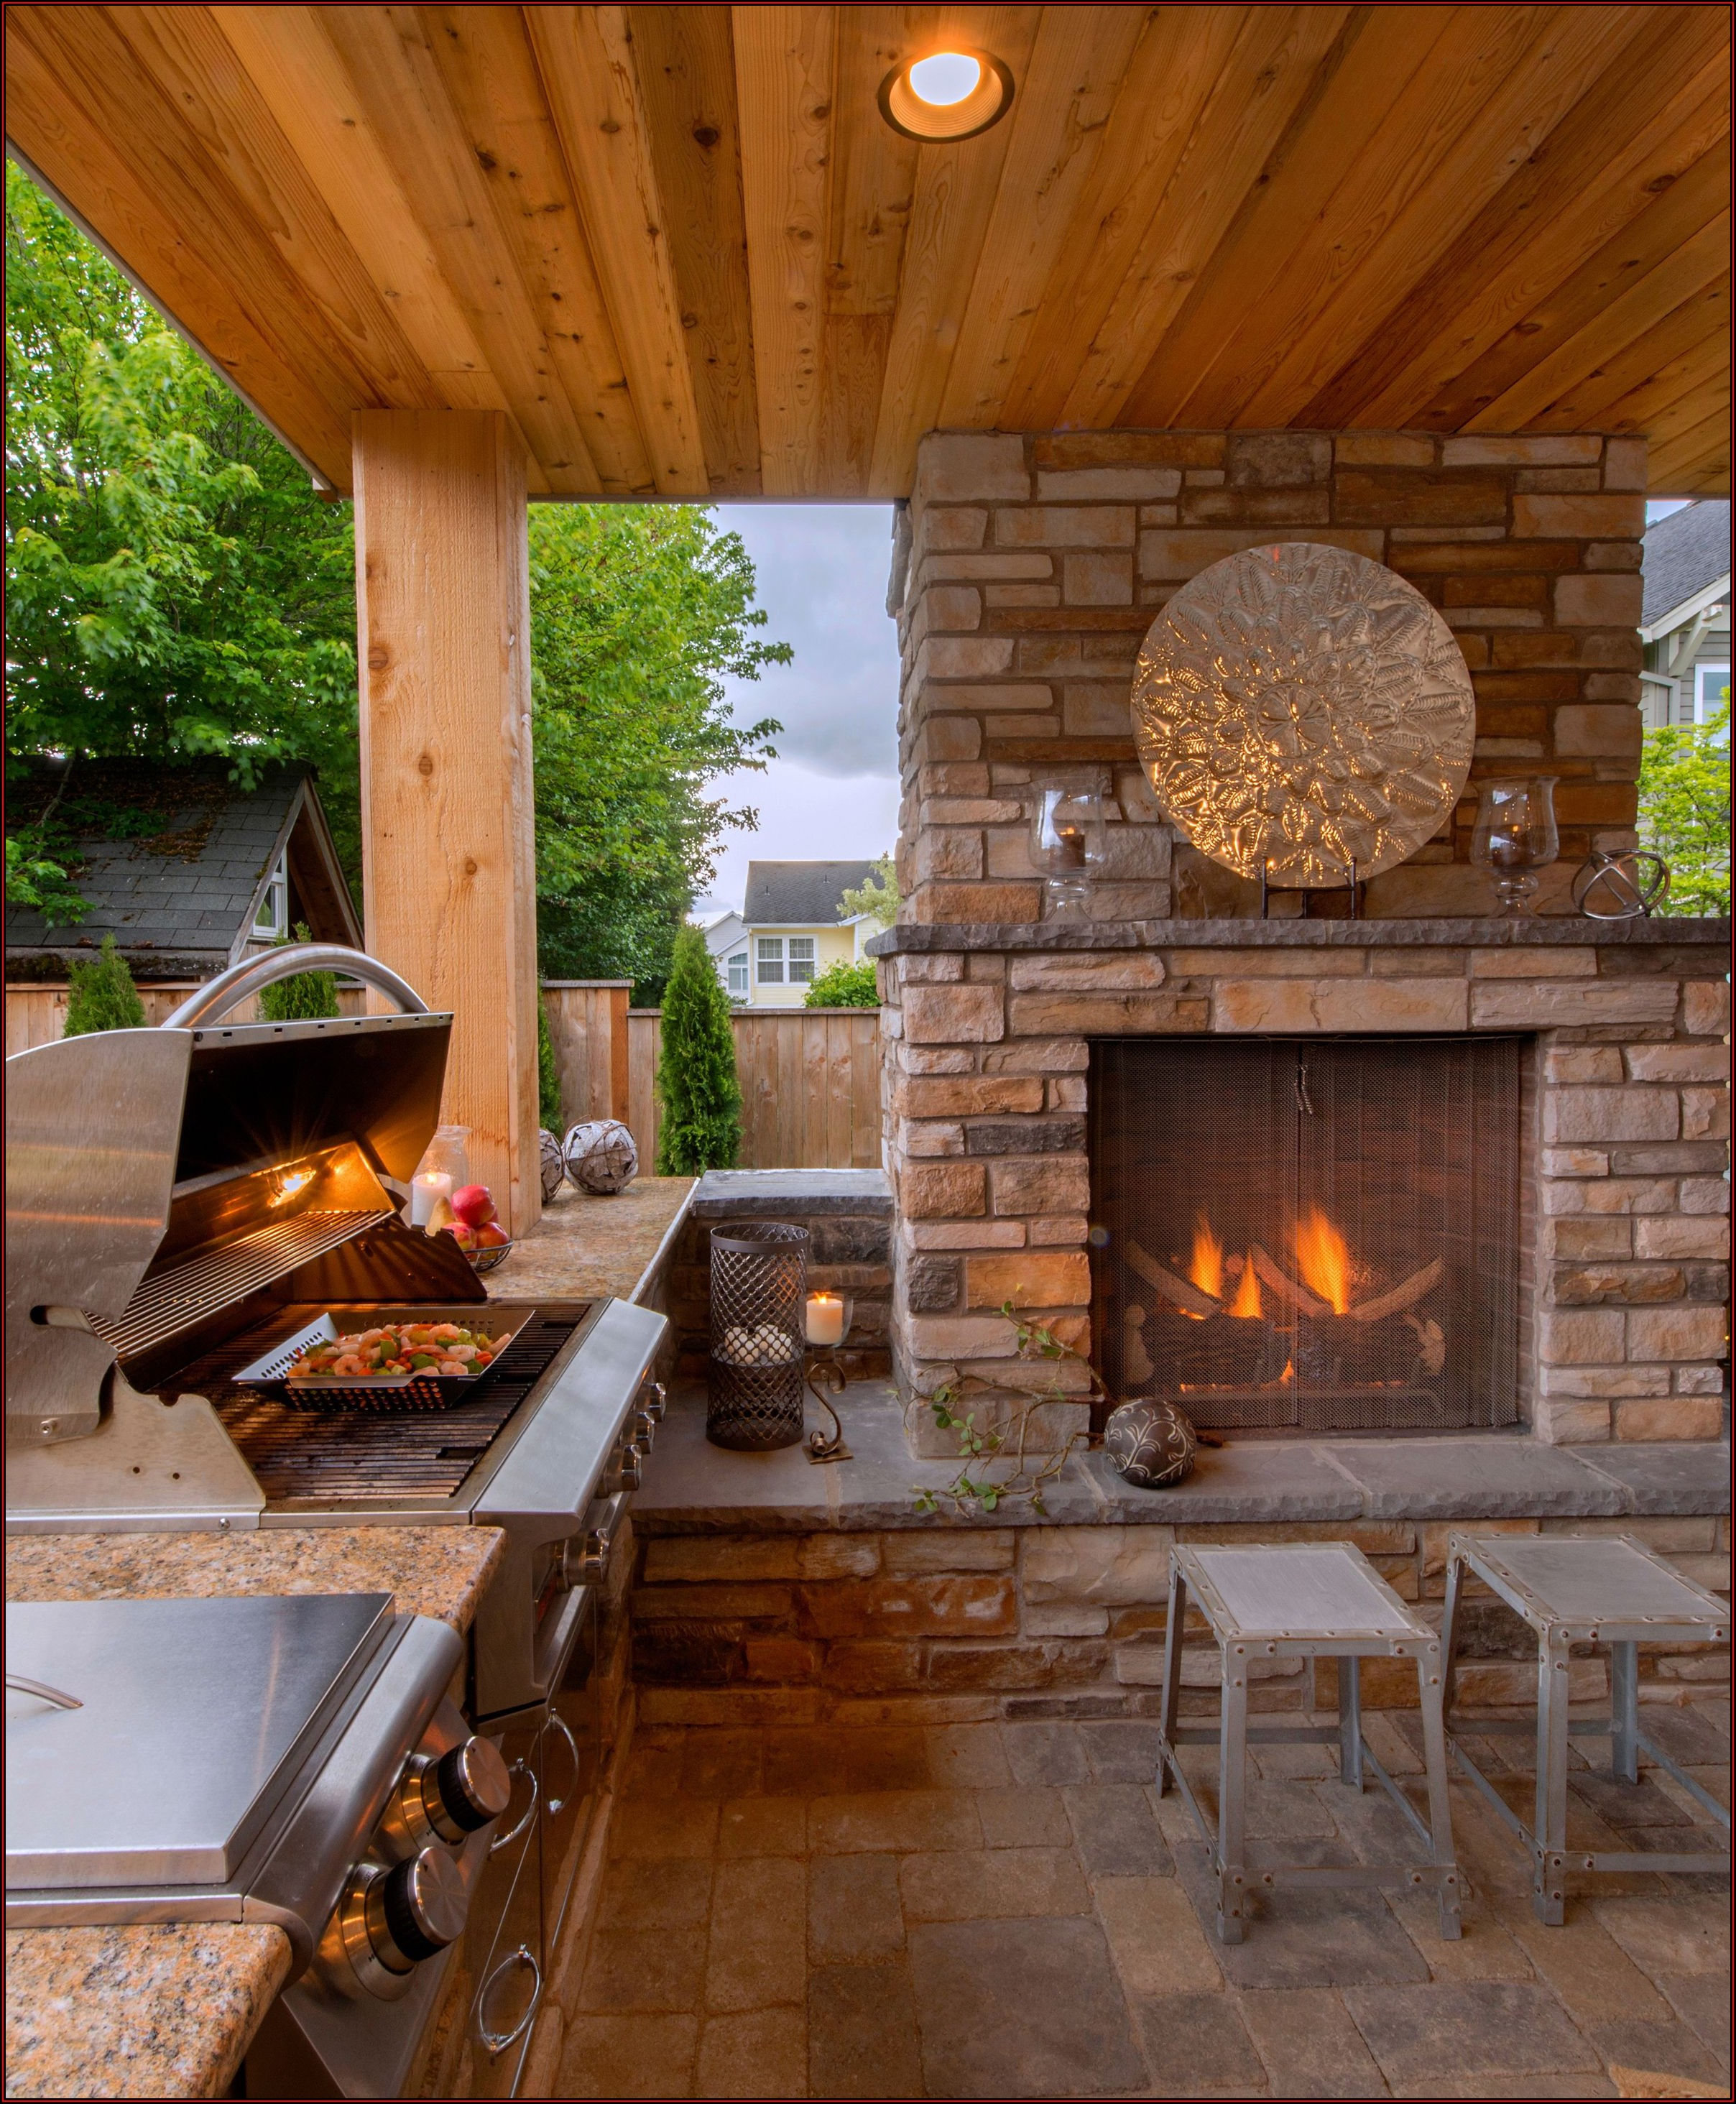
[
  {"x1": 1442, "y1": 1531, "x2": 1732, "y2": 1925},
  {"x1": 1156, "y1": 1543, "x2": 1462, "y2": 1944}
]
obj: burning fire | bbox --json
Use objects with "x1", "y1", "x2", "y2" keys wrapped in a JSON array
[
  {"x1": 1187, "y1": 1214, "x2": 1224, "y2": 1301},
  {"x1": 1293, "y1": 1205, "x2": 1352, "y2": 1315},
  {"x1": 1227, "y1": 1256, "x2": 1262, "y2": 1320}
]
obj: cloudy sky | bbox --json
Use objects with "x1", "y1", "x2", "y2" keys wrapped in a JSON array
[{"x1": 695, "y1": 504, "x2": 901, "y2": 918}]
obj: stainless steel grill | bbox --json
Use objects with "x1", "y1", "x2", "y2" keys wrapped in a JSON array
[{"x1": 1091, "y1": 1036, "x2": 1523, "y2": 1434}]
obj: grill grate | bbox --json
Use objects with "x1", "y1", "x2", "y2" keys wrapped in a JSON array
[
  {"x1": 170, "y1": 1307, "x2": 586, "y2": 1505},
  {"x1": 87, "y1": 1212, "x2": 384, "y2": 1360},
  {"x1": 1091, "y1": 1038, "x2": 1521, "y2": 1435}
]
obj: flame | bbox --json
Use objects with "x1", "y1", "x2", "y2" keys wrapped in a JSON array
[
  {"x1": 1293, "y1": 1206, "x2": 1352, "y2": 1316},
  {"x1": 1279, "y1": 1359, "x2": 1295, "y2": 1385},
  {"x1": 1227, "y1": 1256, "x2": 1262, "y2": 1319},
  {"x1": 1188, "y1": 1214, "x2": 1224, "y2": 1301}
]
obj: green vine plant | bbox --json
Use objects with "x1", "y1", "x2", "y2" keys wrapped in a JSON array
[{"x1": 911, "y1": 1301, "x2": 1104, "y2": 1519}]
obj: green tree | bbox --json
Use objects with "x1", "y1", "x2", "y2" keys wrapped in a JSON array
[
  {"x1": 839, "y1": 851, "x2": 900, "y2": 932},
  {"x1": 259, "y1": 923, "x2": 340, "y2": 1020},
  {"x1": 62, "y1": 934, "x2": 147, "y2": 1034},
  {"x1": 537, "y1": 995, "x2": 564, "y2": 1131},
  {"x1": 1638, "y1": 698, "x2": 1730, "y2": 916},
  {"x1": 804, "y1": 959, "x2": 879, "y2": 1007},
  {"x1": 655, "y1": 923, "x2": 741, "y2": 1174},
  {"x1": 529, "y1": 505, "x2": 785, "y2": 1001}
]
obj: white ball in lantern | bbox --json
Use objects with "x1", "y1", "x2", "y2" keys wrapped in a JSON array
[{"x1": 563, "y1": 1118, "x2": 640, "y2": 1196}]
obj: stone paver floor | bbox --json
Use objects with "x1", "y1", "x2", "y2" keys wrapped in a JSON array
[{"x1": 550, "y1": 1700, "x2": 1730, "y2": 2100}]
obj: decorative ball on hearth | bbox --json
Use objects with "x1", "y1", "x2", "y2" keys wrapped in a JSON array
[
  {"x1": 539, "y1": 1128, "x2": 568, "y2": 1203},
  {"x1": 562, "y1": 1117, "x2": 639, "y2": 1196},
  {"x1": 1104, "y1": 1397, "x2": 1197, "y2": 1489}
]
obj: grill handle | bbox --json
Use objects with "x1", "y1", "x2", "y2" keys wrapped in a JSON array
[{"x1": 159, "y1": 944, "x2": 430, "y2": 1029}]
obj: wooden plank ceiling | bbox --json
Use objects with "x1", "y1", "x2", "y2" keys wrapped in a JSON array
[{"x1": 6, "y1": 4, "x2": 1728, "y2": 498}]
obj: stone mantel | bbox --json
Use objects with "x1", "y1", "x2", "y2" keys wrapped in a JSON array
[{"x1": 869, "y1": 918, "x2": 1733, "y2": 955}]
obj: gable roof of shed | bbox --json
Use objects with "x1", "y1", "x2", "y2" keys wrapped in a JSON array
[
  {"x1": 1641, "y1": 500, "x2": 1732, "y2": 630},
  {"x1": 742, "y1": 861, "x2": 877, "y2": 927},
  {"x1": 4, "y1": 757, "x2": 361, "y2": 977}
]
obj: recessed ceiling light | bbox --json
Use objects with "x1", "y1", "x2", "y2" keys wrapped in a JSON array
[{"x1": 877, "y1": 47, "x2": 1013, "y2": 142}]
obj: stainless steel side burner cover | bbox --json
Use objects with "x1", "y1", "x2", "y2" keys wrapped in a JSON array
[{"x1": 5, "y1": 1593, "x2": 393, "y2": 1891}]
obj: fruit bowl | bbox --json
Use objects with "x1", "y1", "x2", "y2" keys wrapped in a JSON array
[{"x1": 463, "y1": 1237, "x2": 516, "y2": 1275}]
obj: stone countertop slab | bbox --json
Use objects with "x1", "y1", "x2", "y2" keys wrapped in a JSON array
[
  {"x1": 1574, "y1": 1441, "x2": 1733, "y2": 1516},
  {"x1": 4, "y1": 1922, "x2": 291, "y2": 2099},
  {"x1": 1319, "y1": 1437, "x2": 1630, "y2": 1520},
  {"x1": 485, "y1": 1174, "x2": 694, "y2": 1305},
  {"x1": 690, "y1": 1168, "x2": 892, "y2": 1217},
  {"x1": 4, "y1": 1523, "x2": 507, "y2": 1633},
  {"x1": 634, "y1": 1383, "x2": 1725, "y2": 1533},
  {"x1": 868, "y1": 916, "x2": 1732, "y2": 954}
]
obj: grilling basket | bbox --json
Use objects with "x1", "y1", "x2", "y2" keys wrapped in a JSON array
[{"x1": 234, "y1": 1304, "x2": 535, "y2": 1412}]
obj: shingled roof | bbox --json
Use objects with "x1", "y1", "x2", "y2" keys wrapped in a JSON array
[
  {"x1": 1642, "y1": 500, "x2": 1731, "y2": 632},
  {"x1": 5, "y1": 757, "x2": 361, "y2": 981},
  {"x1": 742, "y1": 860, "x2": 879, "y2": 926}
]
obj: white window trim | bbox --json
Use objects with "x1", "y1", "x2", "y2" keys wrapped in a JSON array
[
  {"x1": 1695, "y1": 663, "x2": 1730, "y2": 724},
  {"x1": 788, "y1": 936, "x2": 816, "y2": 983},
  {"x1": 726, "y1": 948, "x2": 749, "y2": 995},
  {"x1": 252, "y1": 856, "x2": 288, "y2": 937},
  {"x1": 756, "y1": 936, "x2": 785, "y2": 984}
]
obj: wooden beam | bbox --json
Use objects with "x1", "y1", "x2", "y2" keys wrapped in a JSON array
[
  {"x1": 525, "y1": 4, "x2": 710, "y2": 496},
  {"x1": 732, "y1": 3, "x2": 836, "y2": 496},
  {"x1": 354, "y1": 410, "x2": 540, "y2": 1236},
  {"x1": 617, "y1": 4, "x2": 762, "y2": 495}
]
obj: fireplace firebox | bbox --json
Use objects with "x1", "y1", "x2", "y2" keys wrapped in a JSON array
[{"x1": 1090, "y1": 1038, "x2": 1524, "y2": 1434}]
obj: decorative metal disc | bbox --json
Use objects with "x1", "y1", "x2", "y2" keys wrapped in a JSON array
[{"x1": 1131, "y1": 543, "x2": 1476, "y2": 886}]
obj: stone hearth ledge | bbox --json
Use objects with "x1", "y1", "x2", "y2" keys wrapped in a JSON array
[
  {"x1": 633, "y1": 1380, "x2": 1727, "y2": 1533},
  {"x1": 867, "y1": 916, "x2": 1733, "y2": 953}
]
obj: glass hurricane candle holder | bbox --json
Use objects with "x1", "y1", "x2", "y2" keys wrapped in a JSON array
[
  {"x1": 1472, "y1": 777, "x2": 1559, "y2": 916},
  {"x1": 1032, "y1": 787, "x2": 1108, "y2": 920}
]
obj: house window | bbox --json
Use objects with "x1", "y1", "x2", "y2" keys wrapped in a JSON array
[
  {"x1": 1695, "y1": 664, "x2": 1729, "y2": 726},
  {"x1": 726, "y1": 949, "x2": 749, "y2": 996},
  {"x1": 253, "y1": 856, "x2": 288, "y2": 938},
  {"x1": 756, "y1": 937, "x2": 784, "y2": 984},
  {"x1": 788, "y1": 936, "x2": 816, "y2": 984}
]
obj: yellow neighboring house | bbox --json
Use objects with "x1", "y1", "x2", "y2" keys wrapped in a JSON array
[{"x1": 706, "y1": 860, "x2": 878, "y2": 1008}]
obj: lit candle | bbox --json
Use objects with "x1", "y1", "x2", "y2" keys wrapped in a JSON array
[
  {"x1": 409, "y1": 1170, "x2": 452, "y2": 1227},
  {"x1": 805, "y1": 1293, "x2": 846, "y2": 1347}
]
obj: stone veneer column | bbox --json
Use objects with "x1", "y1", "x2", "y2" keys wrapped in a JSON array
[{"x1": 874, "y1": 430, "x2": 1730, "y2": 1452}]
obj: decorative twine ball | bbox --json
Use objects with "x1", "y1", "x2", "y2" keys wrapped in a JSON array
[
  {"x1": 562, "y1": 1117, "x2": 639, "y2": 1196},
  {"x1": 1104, "y1": 1397, "x2": 1197, "y2": 1489},
  {"x1": 539, "y1": 1128, "x2": 568, "y2": 1204}
]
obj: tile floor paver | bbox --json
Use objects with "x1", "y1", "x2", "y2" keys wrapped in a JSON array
[{"x1": 545, "y1": 1700, "x2": 1730, "y2": 2098}]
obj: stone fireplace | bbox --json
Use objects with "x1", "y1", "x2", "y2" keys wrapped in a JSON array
[{"x1": 870, "y1": 430, "x2": 1730, "y2": 1457}]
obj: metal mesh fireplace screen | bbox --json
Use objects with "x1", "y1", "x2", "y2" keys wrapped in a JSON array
[{"x1": 1090, "y1": 1038, "x2": 1522, "y2": 1434}]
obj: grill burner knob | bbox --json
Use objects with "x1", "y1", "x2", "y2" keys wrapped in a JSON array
[
  {"x1": 349, "y1": 1851, "x2": 471, "y2": 1978},
  {"x1": 632, "y1": 1408, "x2": 657, "y2": 1453},
  {"x1": 612, "y1": 1444, "x2": 642, "y2": 1492},
  {"x1": 430, "y1": 1737, "x2": 512, "y2": 1840},
  {"x1": 561, "y1": 1528, "x2": 611, "y2": 1589},
  {"x1": 641, "y1": 1380, "x2": 668, "y2": 1421}
]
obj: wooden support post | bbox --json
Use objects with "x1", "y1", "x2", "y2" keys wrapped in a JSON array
[{"x1": 353, "y1": 410, "x2": 540, "y2": 1236}]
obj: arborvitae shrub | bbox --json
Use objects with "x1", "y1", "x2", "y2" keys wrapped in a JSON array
[
  {"x1": 63, "y1": 933, "x2": 147, "y2": 1035},
  {"x1": 259, "y1": 923, "x2": 339, "y2": 1021},
  {"x1": 655, "y1": 923, "x2": 741, "y2": 1174}
]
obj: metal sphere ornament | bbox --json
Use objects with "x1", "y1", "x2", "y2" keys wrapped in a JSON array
[
  {"x1": 562, "y1": 1118, "x2": 639, "y2": 1196},
  {"x1": 538, "y1": 1127, "x2": 568, "y2": 1203},
  {"x1": 1572, "y1": 848, "x2": 1671, "y2": 920},
  {"x1": 1104, "y1": 1397, "x2": 1197, "y2": 1489},
  {"x1": 1131, "y1": 542, "x2": 1475, "y2": 887}
]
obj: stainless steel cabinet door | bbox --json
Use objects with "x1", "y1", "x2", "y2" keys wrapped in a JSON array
[{"x1": 539, "y1": 1588, "x2": 602, "y2": 1953}]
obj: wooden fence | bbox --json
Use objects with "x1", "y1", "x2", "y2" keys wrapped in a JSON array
[{"x1": 6, "y1": 978, "x2": 885, "y2": 1172}]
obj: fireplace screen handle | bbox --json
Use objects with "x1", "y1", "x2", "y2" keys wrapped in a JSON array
[{"x1": 1295, "y1": 1055, "x2": 1316, "y2": 1118}]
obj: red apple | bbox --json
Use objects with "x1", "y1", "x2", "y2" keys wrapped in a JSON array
[
  {"x1": 446, "y1": 1221, "x2": 476, "y2": 1249},
  {"x1": 450, "y1": 1184, "x2": 497, "y2": 1228},
  {"x1": 473, "y1": 1222, "x2": 509, "y2": 1248}
]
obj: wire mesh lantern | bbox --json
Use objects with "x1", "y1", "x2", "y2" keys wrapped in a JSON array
[{"x1": 708, "y1": 1222, "x2": 810, "y2": 1450}]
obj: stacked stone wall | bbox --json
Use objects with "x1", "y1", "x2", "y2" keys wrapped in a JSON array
[
  {"x1": 629, "y1": 1513, "x2": 1730, "y2": 1729},
  {"x1": 893, "y1": 428, "x2": 1650, "y2": 926}
]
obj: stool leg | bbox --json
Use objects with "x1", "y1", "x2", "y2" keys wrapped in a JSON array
[
  {"x1": 1339, "y1": 1654, "x2": 1363, "y2": 1791},
  {"x1": 1416, "y1": 1643, "x2": 1462, "y2": 1940},
  {"x1": 1533, "y1": 1634, "x2": 1570, "y2": 1926},
  {"x1": 1610, "y1": 1641, "x2": 1640, "y2": 1786},
  {"x1": 1216, "y1": 1647, "x2": 1248, "y2": 1944},
  {"x1": 1155, "y1": 1567, "x2": 1187, "y2": 1800},
  {"x1": 1440, "y1": 1550, "x2": 1464, "y2": 1732}
]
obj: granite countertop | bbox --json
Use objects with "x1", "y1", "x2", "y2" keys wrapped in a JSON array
[
  {"x1": 487, "y1": 1173, "x2": 693, "y2": 1304},
  {"x1": 4, "y1": 1526, "x2": 505, "y2": 2098},
  {"x1": 4, "y1": 1924, "x2": 291, "y2": 2101}
]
